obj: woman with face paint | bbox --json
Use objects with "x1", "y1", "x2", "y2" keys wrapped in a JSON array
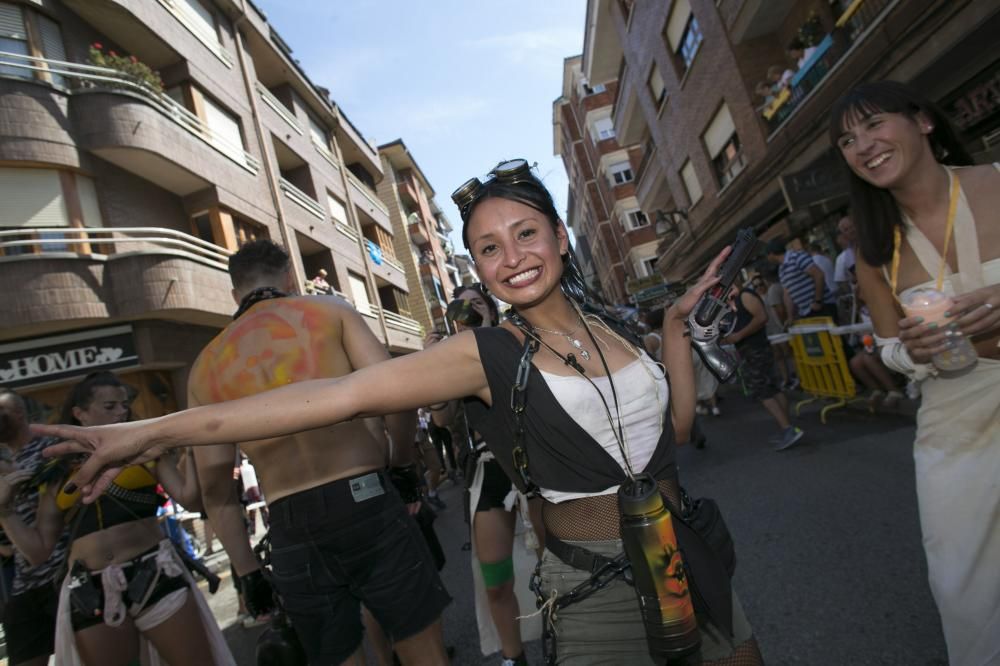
[
  {"x1": 41, "y1": 161, "x2": 761, "y2": 665},
  {"x1": 831, "y1": 80, "x2": 1000, "y2": 666}
]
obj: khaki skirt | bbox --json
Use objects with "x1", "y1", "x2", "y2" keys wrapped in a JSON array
[{"x1": 537, "y1": 539, "x2": 753, "y2": 665}]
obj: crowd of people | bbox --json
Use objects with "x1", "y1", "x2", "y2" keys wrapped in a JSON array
[{"x1": 0, "y1": 79, "x2": 997, "y2": 666}]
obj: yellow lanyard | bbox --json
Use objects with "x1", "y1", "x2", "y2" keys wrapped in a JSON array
[{"x1": 890, "y1": 170, "x2": 959, "y2": 301}]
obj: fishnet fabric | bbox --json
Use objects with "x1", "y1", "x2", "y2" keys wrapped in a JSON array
[
  {"x1": 704, "y1": 636, "x2": 764, "y2": 665},
  {"x1": 542, "y1": 478, "x2": 682, "y2": 540}
]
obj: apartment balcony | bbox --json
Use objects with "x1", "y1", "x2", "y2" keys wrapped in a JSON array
[
  {"x1": 1, "y1": 53, "x2": 260, "y2": 196},
  {"x1": 761, "y1": 0, "x2": 894, "y2": 138},
  {"x1": 408, "y1": 214, "x2": 430, "y2": 245},
  {"x1": 347, "y1": 172, "x2": 391, "y2": 232},
  {"x1": 279, "y1": 177, "x2": 325, "y2": 220},
  {"x1": 256, "y1": 81, "x2": 303, "y2": 136},
  {"x1": 364, "y1": 239, "x2": 408, "y2": 291},
  {"x1": 0, "y1": 226, "x2": 234, "y2": 338},
  {"x1": 382, "y1": 309, "x2": 424, "y2": 354}
]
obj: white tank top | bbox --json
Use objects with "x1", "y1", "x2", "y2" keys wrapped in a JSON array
[{"x1": 538, "y1": 353, "x2": 668, "y2": 503}]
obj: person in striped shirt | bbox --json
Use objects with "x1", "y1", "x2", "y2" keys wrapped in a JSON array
[{"x1": 766, "y1": 238, "x2": 838, "y2": 322}]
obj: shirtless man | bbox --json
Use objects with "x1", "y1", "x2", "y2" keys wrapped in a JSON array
[{"x1": 188, "y1": 240, "x2": 450, "y2": 666}]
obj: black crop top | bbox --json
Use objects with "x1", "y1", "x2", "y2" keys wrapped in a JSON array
[
  {"x1": 465, "y1": 326, "x2": 734, "y2": 635},
  {"x1": 75, "y1": 483, "x2": 164, "y2": 538}
]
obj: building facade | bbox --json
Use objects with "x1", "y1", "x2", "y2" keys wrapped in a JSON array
[
  {"x1": 377, "y1": 139, "x2": 458, "y2": 335},
  {"x1": 554, "y1": 55, "x2": 657, "y2": 305},
  {"x1": 0, "y1": 0, "x2": 424, "y2": 420},
  {"x1": 578, "y1": 0, "x2": 999, "y2": 285}
]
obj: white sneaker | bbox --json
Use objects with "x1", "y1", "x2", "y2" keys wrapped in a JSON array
[
  {"x1": 695, "y1": 405, "x2": 708, "y2": 416},
  {"x1": 711, "y1": 406, "x2": 721, "y2": 417},
  {"x1": 883, "y1": 389, "x2": 904, "y2": 409}
]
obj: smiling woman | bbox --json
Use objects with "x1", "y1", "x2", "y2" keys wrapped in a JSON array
[
  {"x1": 830, "y1": 80, "x2": 1000, "y2": 666},
  {"x1": 36, "y1": 159, "x2": 761, "y2": 665}
]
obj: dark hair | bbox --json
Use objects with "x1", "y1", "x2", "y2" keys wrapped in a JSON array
[
  {"x1": 828, "y1": 80, "x2": 973, "y2": 266},
  {"x1": 452, "y1": 283, "x2": 500, "y2": 326},
  {"x1": 645, "y1": 308, "x2": 665, "y2": 330},
  {"x1": 460, "y1": 171, "x2": 637, "y2": 341},
  {"x1": 229, "y1": 240, "x2": 291, "y2": 291},
  {"x1": 59, "y1": 372, "x2": 125, "y2": 426}
]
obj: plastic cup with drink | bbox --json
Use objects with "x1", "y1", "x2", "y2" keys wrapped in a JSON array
[{"x1": 900, "y1": 287, "x2": 978, "y2": 373}]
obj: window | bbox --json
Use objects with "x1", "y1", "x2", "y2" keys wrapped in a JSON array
[
  {"x1": 308, "y1": 115, "x2": 329, "y2": 150},
  {"x1": 608, "y1": 161, "x2": 634, "y2": 186},
  {"x1": 0, "y1": 3, "x2": 29, "y2": 80},
  {"x1": 640, "y1": 256, "x2": 659, "y2": 277},
  {"x1": 665, "y1": 0, "x2": 703, "y2": 73},
  {"x1": 593, "y1": 116, "x2": 615, "y2": 142},
  {"x1": 0, "y1": 168, "x2": 68, "y2": 228},
  {"x1": 327, "y1": 192, "x2": 349, "y2": 227},
  {"x1": 680, "y1": 160, "x2": 702, "y2": 205},
  {"x1": 348, "y1": 271, "x2": 372, "y2": 315},
  {"x1": 703, "y1": 103, "x2": 746, "y2": 188},
  {"x1": 0, "y1": 4, "x2": 66, "y2": 82},
  {"x1": 201, "y1": 94, "x2": 244, "y2": 159},
  {"x1": 624, "y1": 208, "x2": 649, "y2": 231},
  {"x1": 647, "y1": 62, "x2": 666, "y2": 106},
  {"x1": 234, "y1": 218, "x2": 268, "y2": 246}
]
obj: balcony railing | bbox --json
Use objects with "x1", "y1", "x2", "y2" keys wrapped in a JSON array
[
  {"x1": 347, "y1": 172, "x2": 389, "y2": 216},
  {"x1": 335, "y1": 221, "x2": 359, "y2": 241},
  {"x1": 256, "y1": 81, "x2": 302, "y2": 134},
  {"x1": 157, "y1": 0, "x2": 234, "y2": 67},
  {"x1": 383, "y1": 310, "x2": 424, "y2": 336},
  {"x1": 0, "y1": 226, "x2": 232, "y2": 270},
  {"x1": 0, "y1": 51, "x2": 260, "y2": 173},
  {"x1": 303, "y1": 280, "x2": 349, "y2": 300},
  {"x1": 279, "y1": 178, "x2": 325, "y2": 220},
  {"x1": 763, "y1": 0, "x2": 894, "y2": 137}
]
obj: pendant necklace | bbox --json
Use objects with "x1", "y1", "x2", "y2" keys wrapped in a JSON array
[{"x1": 532, "y1": 320, "x2": 591, "y2": 361}]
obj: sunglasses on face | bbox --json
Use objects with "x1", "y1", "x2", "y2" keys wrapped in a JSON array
[{"x1": 451, "y1": 159, "x2": 537, "y2": 219}]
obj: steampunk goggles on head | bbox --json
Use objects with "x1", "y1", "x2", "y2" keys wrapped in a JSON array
[{"x1": 451, "y1": 158, "x2": 537, "y2": 220}]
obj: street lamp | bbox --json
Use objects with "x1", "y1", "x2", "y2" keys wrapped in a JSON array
[{"x1": 654, "y1": 208, "x2": 688, "y2": 237}]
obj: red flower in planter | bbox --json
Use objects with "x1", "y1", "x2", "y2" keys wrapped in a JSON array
[
  {"x1": 109, "y1": 50, "x2": 118, "y2": 57},
  {"x1": 92, "y1": 42, "x2": 103, "y2": 50},
  {"x1": 130, "y1": 55, "x2": 138, "y2": 63}
]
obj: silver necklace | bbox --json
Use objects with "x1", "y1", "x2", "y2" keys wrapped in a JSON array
[{"x1": 532, "y1": 320, "x2": 591, "y2": 361}]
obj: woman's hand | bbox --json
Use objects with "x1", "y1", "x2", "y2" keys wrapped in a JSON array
[
  {"x1": 666, "y1": 246, "x2": 731, "y2": 322},
  {"x1": 897, "y1": 316, "x2": 952, "y2": 363},
  {"x1": 32, "y1": 421, "x2": 171, "y2": 503},
  {"x1": 0, "y1": 470, "x2": 31, "y2": 516},
  {"x1": 949, "y1": 285, "x2": 1000, "y2": 337}
]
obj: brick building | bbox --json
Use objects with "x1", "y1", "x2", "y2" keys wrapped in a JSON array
[
  {"x1": 377, "y1": 139, "x2": 458, "y2": 335},
  {"x1": 0, "y1": 0, "x2": 424, "y2": 420},
  {"x1": 554, "y1": 55, "x2": 655, "y2": 305},
  {"x1": 576, "y1": 0, "x2": 999, "y2": 285}
]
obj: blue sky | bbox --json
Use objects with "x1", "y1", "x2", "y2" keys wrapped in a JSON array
[{"x1": 254, "y1": 0, "x2": 585, "y2": 252}]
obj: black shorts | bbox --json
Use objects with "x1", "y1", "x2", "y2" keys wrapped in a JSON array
[
  {"x1": 475, "y1": 458, "x2": 514, "y2": 513},
  {"x1": 738, "y1": 343, "x2": 780, "y2": 402},
  {"x1": 2, "y1": 583, "x2": 59, "y2": 663},
  {"x1": 269, "y1": 471, "x2": 451, "y2": 665}
]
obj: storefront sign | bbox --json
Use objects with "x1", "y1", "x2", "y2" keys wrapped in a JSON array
[
  {"x1": 0, "y1": 326, "x2": 139, "y2": 389},
  {"x1": 633, "y1": 283, "x2": 674, "y2": 304},
  {"x1": 779, "y1": 151, "x2": 848, "y2": 212},
  {"x1": 942, "y1": 64, "x2": 1000, "y2": 133}
]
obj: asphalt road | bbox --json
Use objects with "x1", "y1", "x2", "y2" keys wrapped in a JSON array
[{"x1": 209, "y1": 386, "x2": 948, "y2": 665}]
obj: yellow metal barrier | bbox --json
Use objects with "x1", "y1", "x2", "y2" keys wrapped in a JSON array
[{"x1": 783, "y1": 317, "x2": 862, "y2": 423}]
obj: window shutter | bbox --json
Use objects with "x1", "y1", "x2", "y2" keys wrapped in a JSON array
[
  {"x1": 0, "y1": 3, "x2": 26, "y2": 39},
  {"x1": 348, "y1": 273, "x2": 371, "y2": 314},
  {"x1": 202, "y1": 95, "x2": 244, "y2": 158},
  {"x1": 177, "y1": 0, "x2": 218, "y2": 43},
  {"x1": 37, "y1": 15, "x2": 65, "y2": 61},
  {"x1": 703, "y1": 104, "x2": 736, "y2": 158},
  {"x1": 77, "y1": 175, "x2": 103, "y2": 227},
  {"x1": 327, "y1": 193, "x2": 347, "y2": 225},
  {"x1": 0, "y1": 168, "x2": 69, "y2": 228},
  {"x1": 648, "y1": 63, "x2": 665, "y2": 102},
  {"x1": 681, "y1": 160, "x2": 702, "y2": 205},
  {"x1": 308, "y1": 115, "x2": 328, "y2": 148},
  {"x1": 665, "y1": 0, "x2": 692, "y2": 51}
]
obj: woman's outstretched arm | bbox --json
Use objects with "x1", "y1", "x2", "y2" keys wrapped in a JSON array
[{"x1": 36, "y1": 331, "x2": 488, "y2": 502}]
